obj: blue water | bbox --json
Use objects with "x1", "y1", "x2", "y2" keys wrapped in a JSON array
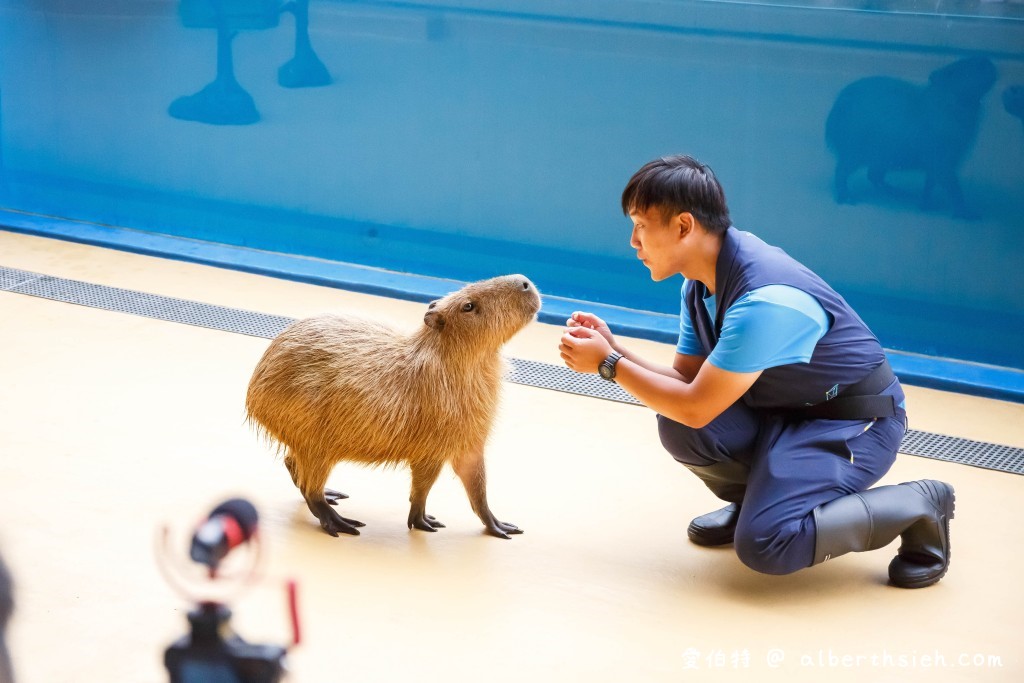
[{"x1": 0, "y1": 0, "x2": 1022, "y2": 368}]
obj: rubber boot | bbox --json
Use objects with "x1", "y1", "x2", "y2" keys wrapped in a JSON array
[
  {"x1": 688, "y1": 503, "x2": 741, "y2": 547},
  {"x1": 685, "y1": 460, "x2": 748, "y2": 546},
  {"x1": 812, "y1": 479, "x2": 955, "y2": 588}
]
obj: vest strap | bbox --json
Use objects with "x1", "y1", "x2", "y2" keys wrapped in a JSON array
[{"x1": 788, "y1": 360, "x2": 898, "y2": 420}]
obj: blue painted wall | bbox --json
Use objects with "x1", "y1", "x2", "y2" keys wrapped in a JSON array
[{"x1": 1, "y1": 0, "x2": 1022, "y2": 368}]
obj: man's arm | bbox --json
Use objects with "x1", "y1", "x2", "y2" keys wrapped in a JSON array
[
  {"x1": 566, "y1": 311, "x2": 704, "y2": 382},
  {"x1": 614, "y1": 355, "x2": 760, "y2": 428},
  {"x1": 673, "y1": 353, "x2": 705, "y2": 383},
  {"x1": 618, "y1": 350, "x2": 704, "y2": 382},
  {"x1": 560, "y1": 326, "x2": 759, "y2": 428}
]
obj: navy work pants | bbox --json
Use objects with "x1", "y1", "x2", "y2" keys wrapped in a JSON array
[{"x1": 658, "y1": 380, "x2": 907, "y2": 575}]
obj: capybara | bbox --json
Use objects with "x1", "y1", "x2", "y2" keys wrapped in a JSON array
[
  {"x1": 246, "y1": 274, "x2": 541, "y2": 539},
  {"x1": 825, "y1": 56, "x2": 998, "y2": 217}
]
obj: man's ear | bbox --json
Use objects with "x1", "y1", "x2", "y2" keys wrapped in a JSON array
[
  {"x1": 424, "y1": 309, "x2": 445, "y2": 330},
  {"x1": 675, "y1": 211, "x2": 695, "y2": 239}
]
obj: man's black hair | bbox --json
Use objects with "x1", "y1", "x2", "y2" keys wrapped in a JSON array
[{"x1": 621, "y1": 155, "x2": 732, "y2": 234}]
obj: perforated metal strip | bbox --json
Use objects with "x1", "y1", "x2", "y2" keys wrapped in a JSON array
[{"x1": 3, "y1": 265, "x2": 1022, "y2": 475}]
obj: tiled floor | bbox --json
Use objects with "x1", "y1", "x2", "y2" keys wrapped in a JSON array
[{"x1": 1, "y1": 230, "x2": 1022, "y2": 682}]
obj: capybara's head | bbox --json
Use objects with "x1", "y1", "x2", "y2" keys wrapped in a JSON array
[
  {"x1": 929, "y1": 56, "x2": 997, "y2": 102},
  {"x1": 1003, "y1": 85, "x2": 1024, "y2": 120},
  {"x1": 423, "y1": 274, "x2": 541, "y2": 350}
]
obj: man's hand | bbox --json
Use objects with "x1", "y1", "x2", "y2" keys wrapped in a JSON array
[
  {"x1": 566, "y1": 311, "x2": 618, "y2": 350},
  {"x1": 559, "y1": 324, "x2": 615, "y2": 374}
]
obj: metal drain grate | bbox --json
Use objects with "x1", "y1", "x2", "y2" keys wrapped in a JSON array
[
  {"x1": 0, "y1": 267, "x2": 39, "y2": 291},
  {"x1": 3, "y1": 270, "x2": 295, "y2": 339},
  {"x1": 506, "y1": 357, "x2": 639, "y2": 405},
  {"x1": 3, "y1": 265, "x2": 1022, "y2": 475},
  {"x1": 899, "y1": 430, "x2": 1024, "y2": 474}
]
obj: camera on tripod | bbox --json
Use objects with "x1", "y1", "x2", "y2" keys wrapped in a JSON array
[{"x1": 158, "y1": 498, "x2": 300, "y2": 683}]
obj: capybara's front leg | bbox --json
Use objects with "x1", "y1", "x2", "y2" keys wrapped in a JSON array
[
  {"x1": 305, "y1": 495, "x2": 364, "y2": 537},
  {"x1": 408, "y1": 460, "x2": 446, "y2": 532},
  {"x1": 288, "y1": 452, "x2": 364, "y2": 537},
  {"x1": 452, "y1": 450, "x2": 522, "y2": 539},
  {"x1": 285, "y1": 452, "x2": 347, "y2": 504},
  {"x1": 833, "y1": 159, "x2": 856, "y2": 204}
]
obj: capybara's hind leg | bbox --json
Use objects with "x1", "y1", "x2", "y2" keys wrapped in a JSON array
[
  {"x1": 286, "y1": 451, "x2": 348, "y2": 505},
  {"x1": 453, "y1": 450, "x2": 522, "y2": 540},
  {"x1": 926, "y1": 169, "x2": 976, "y2": 219},
  {"x1": 867, "y1": 165, "x2": 891, "y2": 192},
  {"x1": 287, "y1": 452, "x2": 364, "y2": 537},
  {"x1": 407, "y1": 460, "x2": 446, "y2": 532},
  {"x1": 833, "y1": 159, "x2": 856, "y2": 204}
]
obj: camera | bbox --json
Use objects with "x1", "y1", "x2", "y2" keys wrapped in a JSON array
[
  {"x1": 164, "y1": 602, "x2": 287, "y2": 683},
  {"x1": 159, "y1": 498, "x2": 298, "y2": 683}
]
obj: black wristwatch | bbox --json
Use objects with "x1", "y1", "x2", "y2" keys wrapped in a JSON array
[{"x1": 598, "y1": 352, "x2": 624, "y2": 381}]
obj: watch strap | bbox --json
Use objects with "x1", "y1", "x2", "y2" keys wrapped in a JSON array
[{"x1": 599, "y1": 351, "x2": 624, "y2": 381}]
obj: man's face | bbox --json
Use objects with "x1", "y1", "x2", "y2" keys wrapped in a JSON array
[{"x1": 629, "y1": 206, "x2": 683, "y2": 282}]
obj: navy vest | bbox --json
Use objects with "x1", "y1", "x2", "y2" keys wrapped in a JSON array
[{"x1": 686, "y1": 228, "x2": 886, "y2": 409}]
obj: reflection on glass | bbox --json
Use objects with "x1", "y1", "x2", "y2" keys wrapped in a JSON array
[
  {"x1": 279, "y1": 0, "x2": 331, "y2": 88},
  {"x1": 826, "y1": 56, "x2": 998, "y2": 218},
  {"x1": 1005, "y1": 85, "x2": 1024, "y2": 137},
  {"x1": 169, "y1": 0, "x2": 280, "y2": 126}
]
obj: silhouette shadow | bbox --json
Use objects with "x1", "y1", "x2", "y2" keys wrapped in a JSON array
[
  {"x1": 825, "y1": 56, "x2": 998, "y2": 219},
  {"x1": 1004, "y1": 84, "x2": 1024, "y2": 136},
  {"x1": 169, "y1": 0, "x2": 280, "y2": 126},
  {"x1": 278, "y1": 0, "x2": 331, "y2": 88}
]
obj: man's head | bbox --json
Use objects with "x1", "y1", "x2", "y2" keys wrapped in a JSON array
[{"x1": 620, "y1": 155, "x2": 731, "y2": 235}]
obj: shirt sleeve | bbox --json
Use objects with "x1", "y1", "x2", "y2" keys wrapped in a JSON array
[
  {"x1": 707, "y1": 285, "x2": 830, "y2": 373},
  {"x1": 676, "y1": 281, "x2": 705, "y2": 356}
]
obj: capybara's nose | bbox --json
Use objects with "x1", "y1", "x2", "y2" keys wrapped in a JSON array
[{"x1": 509, "y1": 274, "x2": 532, "y2": 291}]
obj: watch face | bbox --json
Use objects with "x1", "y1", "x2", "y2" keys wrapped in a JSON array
[{"x1": 599, "y1": 363, "x2": 614, "y2": 380}]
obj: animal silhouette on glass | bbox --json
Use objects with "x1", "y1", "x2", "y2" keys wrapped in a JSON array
[
  {"x1": 826, "y1": 56, "x2": 998, "y2": 219},
  {"x1": 1004, "y1": 85, "x2": 1024, "y2": 137},
  {"x1": 278, "y1": 0, "x2": 331, "y2": 88},
  {"x1": 169, "y1": 0, "x2": 280, "y2": 126}
]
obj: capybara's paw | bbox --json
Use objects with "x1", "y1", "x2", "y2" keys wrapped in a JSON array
[
  {"x1": 485, "y1": 520, "x2": 523, "y2": 539},
  {"x1": 324, "y1": 488, "x2": 349, "y2": 505},
  {"x1": 319, "y1": 520, "x2": 359, "y2": 537},
  {"x1": 319, "y1": 509, "x2": 363, "y2": 537},
  {"x1": 408, "y1": 511, "x2": 446, "y2": 532}
]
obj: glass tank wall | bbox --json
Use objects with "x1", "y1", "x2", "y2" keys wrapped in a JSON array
[{"x1": 1, "y1": 0, "x2": 1022, "y2": 368}]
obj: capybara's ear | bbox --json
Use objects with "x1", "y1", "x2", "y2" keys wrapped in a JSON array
[{"x1": 424, "y1": 309, "x2": 446, "y2": 330}]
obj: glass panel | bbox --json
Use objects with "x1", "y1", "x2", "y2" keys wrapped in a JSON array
[{"x1": 1, "y1": 0, "x2": 1021, "y2": 366}]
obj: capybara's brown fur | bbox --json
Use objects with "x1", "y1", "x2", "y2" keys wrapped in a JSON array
[{"x1": 246, "y1": 274, "x2": 541, "y2": 539}]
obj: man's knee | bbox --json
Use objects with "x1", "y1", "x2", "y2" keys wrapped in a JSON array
[
  {"x1": 657, "y1": 414, "x2": 716, "y2": 466},
  {"x1": 734, "y1": 520, "x2": 813, "y2": 576}
]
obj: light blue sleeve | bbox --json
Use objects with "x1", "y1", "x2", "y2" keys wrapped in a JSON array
[
  {"x1": 676, "y1": 281, "x2": 705, "y2": 356},
  {"x1": 707, "y1": 285, "x2": 830, "y2": 373}
]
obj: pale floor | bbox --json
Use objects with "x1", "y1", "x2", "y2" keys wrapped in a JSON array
[{"x1": 1, "y1": 231, "x2": 1022, "y2": 683}]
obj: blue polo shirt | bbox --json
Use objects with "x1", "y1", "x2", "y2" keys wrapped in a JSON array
[{"x1": 677, "y1": 282, "x2": 830, "y2": 373}]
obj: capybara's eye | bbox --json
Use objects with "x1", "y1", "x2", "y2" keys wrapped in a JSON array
[
  {"x1": 521, "y1": 281, "x2": 530, "y2": 290},
  {"x1": 462, "y1": 301, "x2": 475, "y2": 313},
  {"x1": 428, "y1": 300, "x2": 438, "y2": 310}
]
